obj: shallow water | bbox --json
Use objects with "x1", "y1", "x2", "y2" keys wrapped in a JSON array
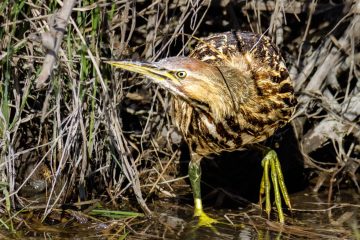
[
  {"x1": 148, "y1": 188, "x2": 359, "y2": 239},
  {"x1": 2, "y1": 188, "x2": 359, "y2": 239}
]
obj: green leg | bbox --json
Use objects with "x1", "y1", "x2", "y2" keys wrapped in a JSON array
[
  {"x1": 188, "y1": 160, "x2": 218, "y2": 227},
  {"x1": 259, "y1": 149, "x2": 291, "y2": 223}
]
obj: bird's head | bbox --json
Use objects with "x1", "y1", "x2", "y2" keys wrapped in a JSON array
[{"x1": 107, "y1": 57, "x2": 239, "y2": 117}]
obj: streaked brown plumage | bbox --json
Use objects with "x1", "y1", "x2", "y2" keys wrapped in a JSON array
[
  {"x1": 107, "y1": 31, "x2": 296, "y2": 224},
  {"x1": 171, "y1": 31, "x2": 296, "y2": 158}
]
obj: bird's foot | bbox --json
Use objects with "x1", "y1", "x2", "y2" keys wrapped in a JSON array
[
  {"x1": 192, "y1": 205, "x2": 219, "y2": 234},
  {"x1": 194, "y1": 207, "x2": 218, "y2": 227},
  {"x1": 259, "y1": 149, "x2": 291, "y2": 223},
  {"x1": 189, "y1": 160, "x2": 219, "y2": 232}
]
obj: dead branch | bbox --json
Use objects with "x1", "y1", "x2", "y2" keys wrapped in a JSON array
[{"x1": 36, "y1": 0, "x2": 76, "y2": 89}]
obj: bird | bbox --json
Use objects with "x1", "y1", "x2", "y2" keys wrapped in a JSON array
[{"x1": 106, "y1": 31, "x2": 297, "y2": 225}]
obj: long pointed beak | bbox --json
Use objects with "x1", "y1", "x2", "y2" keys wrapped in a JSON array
[
  {"x1": 105, "y1": 60, "x2": 179, "y2": 84},
  {"x1": 106, "y1": 59, "x2": 210, "y2": 112}
]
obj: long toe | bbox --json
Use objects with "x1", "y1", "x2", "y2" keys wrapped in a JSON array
[{"x1": 259, "y1": 149, "x2": 291, "y2": 223}]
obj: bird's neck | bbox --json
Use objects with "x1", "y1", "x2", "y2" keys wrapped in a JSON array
[
  {"x1": 176, "y1": 54, "x2": 263, "y2": 122},
  {"x1": 202, "y1": 66, "x2": 256, "y2": 122}
]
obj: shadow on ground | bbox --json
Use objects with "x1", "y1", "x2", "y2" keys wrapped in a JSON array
[{"x1": 179, "y1": 124, "x2": 307, "y2": 210}]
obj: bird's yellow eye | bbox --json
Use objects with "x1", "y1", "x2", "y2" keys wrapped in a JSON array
[{"x1": 175, "y1": 71, "x2": 187, "y2": 79}]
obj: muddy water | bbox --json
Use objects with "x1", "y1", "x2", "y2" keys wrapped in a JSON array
[
  {"x1": 146, "y1": 189, "x2": 359, "y2": 239},
  {"x1": 2, "y1": 188, "x2": 358, "y2": 239}
]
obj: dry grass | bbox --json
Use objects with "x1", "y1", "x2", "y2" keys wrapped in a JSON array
[{"x1": 0, "y1": 0, "x2": 359, "y2": 237}]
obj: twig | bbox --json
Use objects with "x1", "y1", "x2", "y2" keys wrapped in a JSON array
[
  {"x1": 36, "y1": 0, "x2": 76, "y2": 89},
  {"x1": 297, "y1": 1, "x2": 360, "y2": 108}
]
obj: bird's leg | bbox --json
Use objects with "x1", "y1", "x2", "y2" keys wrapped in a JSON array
[
  {"x1": 188, "y1": 160, "x2": 203, "y2": 217},
  {"x1": 258, "y1": 147, "x2": 291, "y2": 223},
  {"x1": 188, "y1": 157, "x2": 218, "y2": 227}
]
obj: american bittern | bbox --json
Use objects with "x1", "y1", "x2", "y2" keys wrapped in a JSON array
[{"x1": 107, "y1": 31, "x2": 296, "y2": 224}]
